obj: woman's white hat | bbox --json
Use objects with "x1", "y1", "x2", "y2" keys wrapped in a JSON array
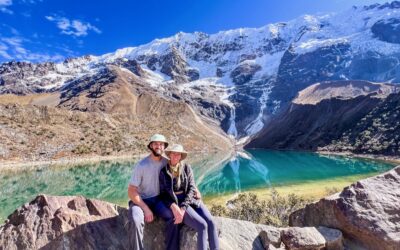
[{"x1": 165, "y1": 144, "x2": 188, "y2": 160}]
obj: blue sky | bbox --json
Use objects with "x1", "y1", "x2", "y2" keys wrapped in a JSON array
[{"x1": 0, "y1": 0, "x2": 392, "y2": 62}]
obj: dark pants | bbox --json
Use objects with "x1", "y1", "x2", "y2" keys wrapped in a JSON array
[
  {"x1": 177, "y1": 194, "x2": 219, "y2": 250},
  {"x1": 129, "y1": 196, "x2": 178, "y2": 250}
]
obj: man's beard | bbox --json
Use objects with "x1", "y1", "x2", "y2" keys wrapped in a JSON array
[{"x1": 150, "y1": 148, "x2": 162, "y2": 157}]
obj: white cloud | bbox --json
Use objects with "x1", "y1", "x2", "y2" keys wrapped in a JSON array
[
  {"x1": 0, "y1": 0, "x2": 13, "y2": 14},
  {"x1": 0, "y1": 0, "x2": 43, "y2": 14},
  {"x1": 20, "y1": 0, "x2": 43, "y2": 4},
  {"x1": 0, "y1": 7, "x2": 12, "y2": 14},
  {"x1": 0, "y1": 42, "x2": 12, "y2": 59},
  {"x1": 2, "y1": 37, "x2": 23, "y2": 47},
  {"x1": 21, "y1": 11, "x2": 31, "y2": 17},
  {"x1": 0, "y1": 36, "x2": 65, "y2": 62},
  {"x1": 1, "y1": 24, "x2": 19, "y2": 35},
  {"x1": 45, "y1": 15, "x2": 102, "y2": 37},
  {"x1": 0, "y1": 0, "x2": 12, "y2": 6}
]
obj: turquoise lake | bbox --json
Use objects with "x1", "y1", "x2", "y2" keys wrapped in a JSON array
[{"x1": 0, "y1": 150, "x2": 395, "y2": 222}]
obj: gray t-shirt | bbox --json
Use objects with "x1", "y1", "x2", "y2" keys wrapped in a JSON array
[{"x1": 129, "y1": 155, "x2": 167, "y2": 199}]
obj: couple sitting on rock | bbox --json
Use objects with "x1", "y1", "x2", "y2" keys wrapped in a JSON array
[{"x1": 127, "y1": 134, "x2": 219, "y2": 250}]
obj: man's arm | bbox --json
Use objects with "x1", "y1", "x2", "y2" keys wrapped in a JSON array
[{"x1": 128, "y1": 184, "x2": 154, "y2": 222}]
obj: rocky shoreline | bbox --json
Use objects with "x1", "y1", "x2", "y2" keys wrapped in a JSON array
[
  {"x1": 317, "y1": 150, "x2": 400, "y2": 165},
  {"x1": 2, "y1": 148, "x2": 398, "y2": 171},
  {"x1": 0, "y1": 149, "x2": 233, "y2": 173},
  {"x1": 1, "y1": 166, "x2": 399, "y2": 250},
  {"x1": 0, "y1": 153, "x2": 142, "y2": 172}
]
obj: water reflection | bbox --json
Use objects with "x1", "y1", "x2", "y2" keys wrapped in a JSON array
[
  {"x1": 229, "y1": 156, "x2": 241, "y2": 192},
  {"x1": 0, "y1": 160, "x2": 136, "y2": 222},
  {"x1": 198, "y1": 151, "x2": 272, "y2": 196},
  {"x1": 196, "y1": 150, "x2": 394, "y2": 197}
]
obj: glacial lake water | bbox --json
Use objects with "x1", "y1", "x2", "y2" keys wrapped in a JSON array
[{"x1": 0, "y1": 150, "x2": 396, "y2": 222}]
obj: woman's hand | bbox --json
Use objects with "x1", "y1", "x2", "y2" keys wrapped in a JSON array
[
  {"x1": 180, "y1": 207, "x2": 186, "y2": 218},
  {"x1": 170, "y1": 203, "x2": 184, "y2": 224},
  {"x1": 194, "y1": 188, "x2": 202, "y2": 199}
]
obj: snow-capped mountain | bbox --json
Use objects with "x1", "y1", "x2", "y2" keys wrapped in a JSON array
[{"x1": 2, "y1": 1, "x2": 400, "y2": 139}]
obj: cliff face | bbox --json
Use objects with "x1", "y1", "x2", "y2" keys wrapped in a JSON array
[
  {"x1": 322, "y1": 91, "x2": 400, "y2": 155},
  {"x1": 247, "y1": 81, "x2": 400, "y2": 156}
]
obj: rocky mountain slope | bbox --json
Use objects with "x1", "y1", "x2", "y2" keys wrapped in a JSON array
[
  {"x1": 0, "y1": 66, "x2": 232, "y2": 162},
  {"x1": 2, "y1": 2, "x2": 400, "y2": 141},
  {"x1": 246, "y1": 80, "x2": 400, "y2": 156}
]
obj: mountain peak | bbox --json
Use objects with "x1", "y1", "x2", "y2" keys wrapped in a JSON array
[{"x1": 362, "y1": 1, "x2": 400, "y2": 11}]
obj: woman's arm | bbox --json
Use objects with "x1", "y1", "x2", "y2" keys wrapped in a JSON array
[
  {"x1": 159, "y1": 169, "x2": 175, "y2": 208},
  {"x1": 180, "y1": 164, "x2": 198, "y2": 209},
  {"x1": 159, "y1": 168, "x2": 184, "y2": 224}
]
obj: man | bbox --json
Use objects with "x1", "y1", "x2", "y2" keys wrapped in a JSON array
[{"x1": 128, "y1": 134, "x2": 182, "y2": 250}]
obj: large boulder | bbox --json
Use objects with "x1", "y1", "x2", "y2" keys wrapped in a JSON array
[
  {"x1": 0, "y1": 194, "x2": 279, "y2": 250},
  {"x1": 0, "y1": 195, "x2": 129, "y2": 250},
  {"x1": 289, "y1": 166, "x2": 400, "y2": 250}
]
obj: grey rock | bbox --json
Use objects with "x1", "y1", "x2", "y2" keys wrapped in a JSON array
[
  {"x1": 160, "y1": 46, "x2": 190, "y2": 83},
  {"x1": 216, "y1": 67, "x2": 224, "y2": 77},
  {"x1": 187, "y1": 68, "x2": 200, "y2": 81},
  {"x1": 59, "y1": 66, "x2": 117, "y2": 110},
  {"x1": 0, "y1": 194, "x2": 128, "y2": 250},
  {"x1": 281, "y1": 227, "x2": 326, "y2": 250},
  {"x1": 230, "y1": 62, "x2": 261, "y2": 85},
  {"x1": 113, "y1": 58, "x2": 146, "y2": 77},
  {"x1": 371, "y1": 18, "x2": 400, "y2": 44},
  {"x1": 259, "y1": 228, "x2": 282, "y2": 248},
  {"x1": 289, "y1": 166, "x2": 400, "y2": 250},
  {"x1": 317, "y1": 226, "x2": 343, "y2": 250},
  {"x1": 213, "y1": 216, "x2": 280, "y2": 250}
]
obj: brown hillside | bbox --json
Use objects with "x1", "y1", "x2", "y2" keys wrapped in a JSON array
[{"x1": 0, "y1": 66, "x2": 233, "y2": 163}]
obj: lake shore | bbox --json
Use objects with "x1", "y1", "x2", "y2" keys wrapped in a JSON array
[
  {"x1": 0, "y1": 149, "x2": 234, "y2": 173},
  {"x1": 100, "y1": 171, "x2": 395, "y2": 209},
  {"x1": 0, "y1": 154, "x2": 144, "y2": 172},
  {"x1": 202, "y1": 171, "x2": 397, "y2": 207},
  {"x1": 316, "y1": 150, "x2": 400, "y2": 165},
  {"x1": 2, "y1": 149, "x2": 399, "y2": 170}
]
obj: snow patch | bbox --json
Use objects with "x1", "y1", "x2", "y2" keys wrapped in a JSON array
[
  {"x1": 244, "y1": 83, "x2": 273, "y2": 135},
  {"x1": 295, "y1": 38, "x2": 349, "y2": 54}
]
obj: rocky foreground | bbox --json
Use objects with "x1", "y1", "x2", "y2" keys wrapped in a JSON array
[
  {"x1": 290, "y1": 165, "x2": 400, "y2": 250},
  {"x1": 0, "y1": 166, "x2": 399, "y2": 250}
]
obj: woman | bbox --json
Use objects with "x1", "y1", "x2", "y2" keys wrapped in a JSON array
[{"x1": 159, "y1": 144, "x2": 219, "y2": 250}]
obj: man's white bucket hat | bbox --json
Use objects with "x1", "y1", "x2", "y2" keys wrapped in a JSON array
[{"x1": 147, "y1": 134, "x2": 169, "y2": 149}]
